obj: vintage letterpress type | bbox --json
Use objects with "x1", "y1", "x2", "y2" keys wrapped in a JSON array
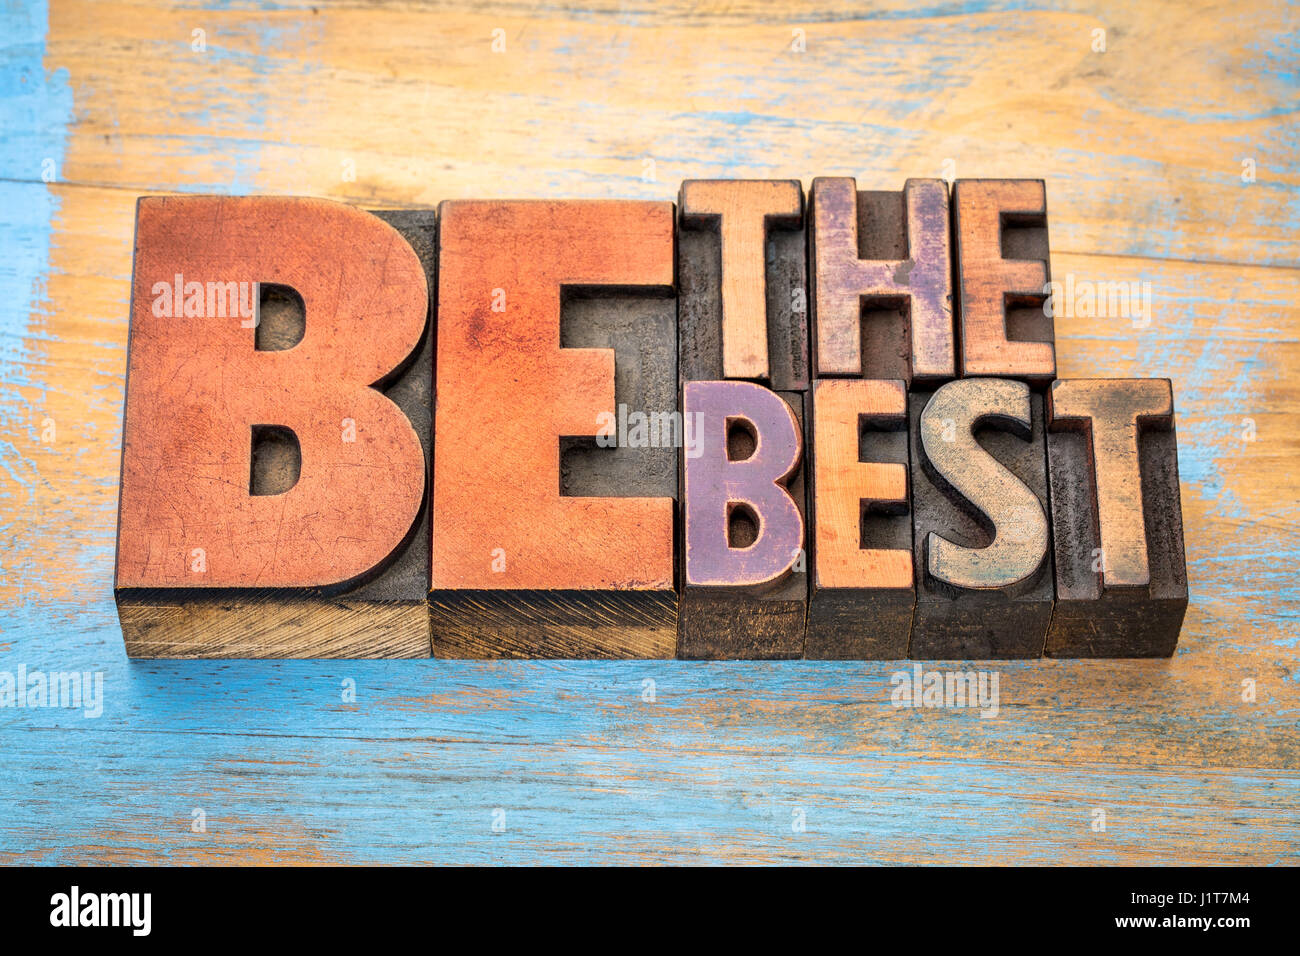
[
  {"x1": 115, "y1": 197, "x2": 434, "y2": 657},
  {"x1": 909, "y1": 378, "x2": 1054, "y2": 658},
  {"x1": 430, "y1": 200, "x2": 677, "y2": 658},
  {"x1": 679, "y1": 381, "x2": 807, "y2": 658},
  {"x1": 1044, "y1": 379, "x2": 1188, "y2": 657}
]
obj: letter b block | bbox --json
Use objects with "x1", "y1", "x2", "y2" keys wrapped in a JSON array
[
  {"x1": 115, "y1": 197, "x2": 434, "y2": 657},
  {"x1": 678, "y1": 381, "x2": 807, "y2": 658}
]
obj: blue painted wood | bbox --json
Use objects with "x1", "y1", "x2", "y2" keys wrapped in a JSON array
[{"x1": 2, "y1": 591, "x2": 1298, "y2": 864}]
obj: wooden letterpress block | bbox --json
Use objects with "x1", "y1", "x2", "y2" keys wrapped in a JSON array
[
  {"x1": 115, "y1": 197, "x2": 434, "y2": 658},
  {"x1": 806, "y1": 379, "x2": 914, "y2": 658},
  {"x1": 1045, "y1": 379, "x2": 1189, "y2": 657},
  {"x1": 909, "y1": 378, "x2": 1054, "y2": 658},
  {"x1": 953, "y1": 179, "x2": 1056, "y2": 385},
  {"x1": 430, "y1": 200, "x2": 677, "y2": 658},
  {"x1": 809, "y1": 177, "x2": 953, "y2": 386},
  {"x1": 678, "y1": 180, "x2": 807, "y2": 390},
  {"x1": 678, "y1": 381, "x2": 806, "y2": 659}
]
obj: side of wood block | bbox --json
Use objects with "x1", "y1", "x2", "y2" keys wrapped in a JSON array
[
  {"x1": 118, "y1": 596, "x2": 428, "y2": 659},
  {"x1": 428, "y1": 590, "x2": 676, "y2": 659}
]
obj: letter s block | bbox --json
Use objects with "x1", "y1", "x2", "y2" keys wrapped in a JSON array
[
  {"x1": 909, "y1": 378, "x2": 1055, "y2": 658},
  {"x1": 679, "y1": 381, "x2": 807, "y2": 659},
  {"x1": 1044, "y1": 379, "x2": 1188, "y2": 657},
  {"x1": 115, "y1": 197, "x2": 434, "y2": 657},
  {"x1": 431, "y1": 200, "x2": 677, "y2": 658}
]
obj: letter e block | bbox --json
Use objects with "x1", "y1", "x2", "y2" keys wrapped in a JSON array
[
  {"x1": 806, "y1": 379, "x2": 914, "y2": 658},
  {"x1": 953, "y1": 179, "x2": 1056, "y2": 385},
  {"x1": 430, "y1": 200, "x2": 677, "y2": 658}
]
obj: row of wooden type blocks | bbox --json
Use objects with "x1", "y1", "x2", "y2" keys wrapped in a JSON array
[{"x1": 114, "y1": 180, "x2": 1187, "y2": 658}]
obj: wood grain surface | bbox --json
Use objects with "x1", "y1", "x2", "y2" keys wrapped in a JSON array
[{"x1": 0, "y1": 0, "x2": 1296, "y2": 864}]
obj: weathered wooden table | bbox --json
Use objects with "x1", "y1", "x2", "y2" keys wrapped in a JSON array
[{"x1": 1, "y1": 0, "x2": 1295, "y2": 864}]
